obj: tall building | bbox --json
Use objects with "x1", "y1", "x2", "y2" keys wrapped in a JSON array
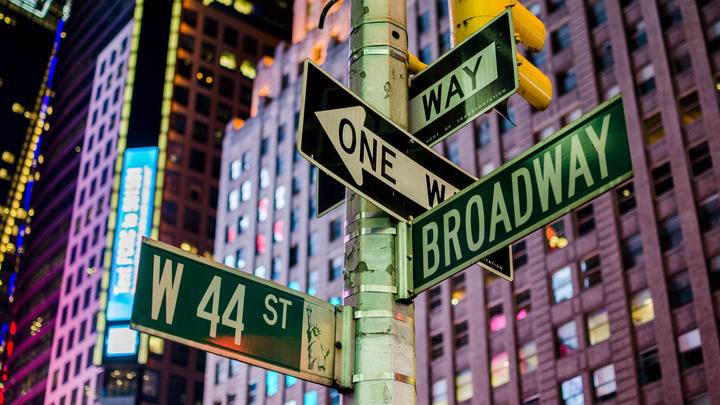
[
  {"x1": 211, "y1": 0, "x2": 720, "y2": 404},
  {"x1": 2, "y1": 2, "x2": 136, "y2": 404},
  {"x1": 5, "y1": 1, "x2": 293, "y2": 405}
]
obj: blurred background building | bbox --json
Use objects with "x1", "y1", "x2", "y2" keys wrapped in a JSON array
[{"x1": 209, "y1": 0, "x2": 720, "y2": 404}]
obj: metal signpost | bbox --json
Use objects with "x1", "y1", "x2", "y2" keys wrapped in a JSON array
[
  {"x1": 130, "y1": 238, "x2": 352, "y2": 388},
  {"x1": 409, "y1": 10, "x2": 517, "y2": 146},
  {"x1": 297, "y1": 59, "x2": 513, "y2": 279},
  {"x1": 407, "y1": 95, "x2": 632, "y2": 296}
]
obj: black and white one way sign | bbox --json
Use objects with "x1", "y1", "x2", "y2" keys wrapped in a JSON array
[{"x1": 296, "y1": 60, "x2": 476, "y2": 223}]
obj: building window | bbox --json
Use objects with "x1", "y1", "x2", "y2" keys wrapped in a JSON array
[
  {"x1": 621, "y1": 233, "x2": 643, "y2": 269},
  {"x1": 329, "y1": 220, "x2": 342, "y2": 241},
  {"x1": 431, "y1": 379, "x2": 447, "y2": 405},
  {"x1": 183, "y1": 208, "x2": 200, "y2": 233},
  {"x1": 589, "y1": 1, "x2": 607, "y2": 28},
  {"x1": 575, "y1": 204, "x2": 595, "y2": 236},
  {"x1": 308, "y1": 232, "x2": 318, "y2": 256},
  {"x1": 475, "y1": 120, "x2": 491, "y2": 147},
  {"x1": 616, "y1": 181, "x2": 636, "y2": 214},
  {"x1": 551, "y1": 24, "x2": 571, "y2": 53},
  {"x1": 678, "y1": 329, "x2": 703, "y2": 370},
  {"x1": 243, "y1": 35, "x2": 258, "y2": 56},
  {"x1": 660, "y1": 1, "x2": 682, "y2": 29},
  {"x1": 556, "y1": 320, "x2": 578, "y2": 358},
  {"x1": 557, "y1": 67, "x2": 577, "y2": 95},
  {"x1": 630, "y1": 288, "x2": 654, "y2": 327},
  {"x1": 236, "y1": 249, "x2": 246, "y2": 269},
  {"x1": 490, "y1": 352, "x2": 509, "y2": 387},
  {"x1": 419, "y1": 45, "x2": 432, "y2": 64},
  {"x1": 628, "y1": 20, "x2": 648, "y2": 50},
  {"x1": 519, "y1": 341, "x2": 538, "y2": 374},
  {"x1": 669, "y1": 270, "x2": 693, "y2": 309},
  {"x1": 560, "y1": 375, "x2": 583, "y2": 405},
  {"x1": 513, "y1": 240, "x2": 528, "y2": 268},
  {"x1": 516, "y1": 289, "x2": 531, "y2": 320},
  {"x1": 546, "y1": 220, "x2": 568, "y2": 251},
  {"x1": 200, "y1": 41, "x2": 216, "y2": 63},
  {"x1": 168, "y1": 375, "x2": 187, "y2": 405},
  {"x1": 195, "y1": 93, "x2": 211, "y2": 115},
  {"x1": 552, "y1": 266, "x2": 573, "y2": 304},
  {"x1": 418, "y1": 11, "x2": 430, "y2": 33},
  {"x1": 439, "y1": 30, "x2": 451, "y2": 54},
  {"x1": 580, "y1": 253, "x2": 601, "y2": 289},
  {"x1": 587, "y1": 308, "x2": 610, "y2": 346},
  {"x1": 430, "y1": 333, "x2": 443, "y2": 360},
  {"x1": 455, "y1": 320, "x2": 469, "y2": 348},
  {"x1": 638, "y1": 348, "x2": 662, "y2": 385},
  {"x1": 679, "y1": 91, "x2": 702, "y2": 126},
  {"x1": 689, "y1": 141, "x2": 713, "y2": 177},
  {"x1": 329, "y1": 256, "x2": 343, "y2": 281},
  {"x1": 643, "y1": 112, "x2": 664, "y2": 145},
  {"x1": 451, "y1": 274, "x2": 466, "y2": 305},
  {"x1": 658, "y1": 214, "x2": 683, "y2": 251},
  {"x1": 709, "y1": 255, "x2": 720, "y2": 292},
  {"x1": 636, "y1": 65, "x2": 656, "y2": 96},
  {"x1": 488, "y1": 304, "x2": 505, "y2": 333},
  {"x1": 455, "y1": 369, "x2": 472, "y2": 403},
  {"x1": 429, "y1": 286, "x2": 442, "y2": 311},
  {"x1": 698, "y1": 195, "x2": 720, "y2": 233},
  {"x1": 593, "y1": 364, "x2": 617, "y2": 402}
]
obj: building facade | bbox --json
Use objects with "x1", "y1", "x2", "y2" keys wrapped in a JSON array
[{"x1": 211, "y1": 0, "x2": 720, "y2": 404}]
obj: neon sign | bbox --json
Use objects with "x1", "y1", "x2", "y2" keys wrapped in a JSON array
[{"x1": 106, "y1": 147, "x2": 158, "y2": 322}]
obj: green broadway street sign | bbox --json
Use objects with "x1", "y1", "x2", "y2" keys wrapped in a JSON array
[
  {"x1": 409, "y1": 10, "x2": 518, "y2": 146},
  {"x1": 131, "y1": 238, "x2": 341, "y2": 387},
  {"x1": 408, "y1": 95, "x2": 632, "y2": 295}
]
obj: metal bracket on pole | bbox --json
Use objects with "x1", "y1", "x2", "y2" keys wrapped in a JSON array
[
  {"x1": 396, "y1": 221, "x2": 413, "y2": 301},
  {"x1": 333, "y1": 305, "x2": 355, "y2": 390}
]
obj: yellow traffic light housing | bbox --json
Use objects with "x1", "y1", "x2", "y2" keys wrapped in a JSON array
[{"x1": 448, "y1": 0, "x2": 552, "y2": 110}]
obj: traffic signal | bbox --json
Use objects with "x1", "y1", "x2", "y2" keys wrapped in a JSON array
[{"x1": 448, "y1": 0, "x2": 552, "y2": 110}]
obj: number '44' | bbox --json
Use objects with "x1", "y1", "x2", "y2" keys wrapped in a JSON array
[{"x1": 196, "y1": 276, "x2": 246, "y2": 345}]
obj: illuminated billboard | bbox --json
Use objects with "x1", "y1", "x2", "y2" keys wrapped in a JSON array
[{"x1": 104, "y1": 146, "x2": 158, "y2": 357}]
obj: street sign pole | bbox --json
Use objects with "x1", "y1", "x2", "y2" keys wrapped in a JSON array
[{"x1": 344, "y1": 0, "x2": 416, "y2": 404}]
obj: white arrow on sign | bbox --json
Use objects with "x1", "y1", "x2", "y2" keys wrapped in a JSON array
[{"x1": 315, "y1": 106, "x2": 460, "y2": 210}]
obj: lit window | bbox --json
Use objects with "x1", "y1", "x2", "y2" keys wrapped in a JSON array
[
  {"x1": 230, "y1": 160, "x2": 241, "y2": 180},
  {"x1": 257, "y1": 199, "x2": 269, "y2": 222},
  {"x1": 307, "y1": 270, "x2": 319, "y2": 296},
  {"x1": 546, "y1": 220, "x2": 568, "y2": 251},
  {"x1": 256, "y1": 234, "x2": 266, "y2": 255},
  {"x1": 616, "y1": 181, "x2": 636, "y2": 214},
  {"x1": 273, "y1": 221, "x2": 284, "y2": 242},
  {"x1": 329, "y1": 256, "x2": 343, "y2": 281},
  {"x1": 643, "y1": 112, "x2": 664, "y2": 145},
  {"x1": 274, "y1": 186, "x2": 286, "y2": 210},
  {"x1": 515, "y1": 289, "x2": 531, "y2": 320},
  {"x1": 236, "y1": 249, "x2": 246, "y2": 269},
  {"x1": 260, "y1": 168, "x2": 270, "y2": 189},
  {"x1": 226, "y1": 225, "x2": 236, "y2": 243},
  {"x1": 303, "y1": 390, "x2": 317, "y2": 405},
  {"x1": 621, "y1": 233, "x2": 643, "y2": 269},
  {"x1": 238, "y1": 216, "x2": 249, "y2": 234},
  {"x1": 223, "y1": 254, "x2": 234, "y2": 267},
  {"x1": 241, "y1": 181, "x2": 252, "y2": 201},
  {"x1": 488, "y1": 304, "x2": 505, "y2": 332},
  {"x1": 556, "y1": 321, "x2": 578, "y2": 358},
  {"x1": 219, "y1": 51, "x2": 237, "y2": 71},
  {"x1": 678, "y1": 329, "x2": 703, "y2": 370},
  {"x1": 679, "y1": 91, "x2": 702, "y2": 126},
  {"x1": 228, "y1": 190, "x2": 240, "y2": 211},
  {"x1": 240, "y1": 60, "x2": 256, "y2": 79},
  {"x1": 285, "y1": 375, "x2": 298, "y2": 387},
  {"x1": 431, "y1": 379, "x2": 448, "y2": 405},
  {"x1": 254, "y1": 265, "x2": 266, "y2": 279},
  {"x1": 451, "y1": 274, "x2": 466, "y2": 305},
  {"x1": 455, "y1": 369, "x2": 472, "y2": 402},
  {"x1": 518, "y1": 341, "x2": 538, "y2": 374},
  {"x1": 593, "y1": 364, "x2": 616, "y2": 401},
  {"x1": 266, "y1": 371, "x2": 278, "y2": 396},
  {"x1": 636, "y1": 64, "x2": 656, "y2": 95},
  {"x1": 587, "y1": 308, "x2": 610, "y2": 345},
  {"x1": 561, "y1": 375, "x2": 584, "y2": 405},
  {"x1": 630, "y1": 288, "x2": 654, "y2": 326},
  {"x1": 552, "y1": 266, "x2": 573, "y2": 304},
  {"x1": 490, "y1": 352, "x2": 509, "y2": 387}
]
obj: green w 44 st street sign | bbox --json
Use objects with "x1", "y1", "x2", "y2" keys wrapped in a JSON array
[
  {"x1": 131, "y1": 238, "x2": 346, "y2": 387},
  {"x1": 408, "y1": 95, "x2": 632, "y2": 295}
]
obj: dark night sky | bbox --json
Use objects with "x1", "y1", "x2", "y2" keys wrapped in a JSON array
[{"x1": 0, "y1": 6, "x2": 56, "y2": 205}]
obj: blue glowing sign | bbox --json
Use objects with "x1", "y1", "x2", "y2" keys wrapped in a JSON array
[
  {"x1": 105, "y1": 325, "x2": 139, "y2": 357},
  {"x1": 106, "y1": 147, "x2": 158, "y2": 322}
]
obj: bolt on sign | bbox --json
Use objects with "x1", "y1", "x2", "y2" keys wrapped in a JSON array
[
  {"x1": 131, "y1": 238, "x2": 342, "y2": 387},
  {"x1": 408, "y1": 95, "x2": 632, "y2": 295}
]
